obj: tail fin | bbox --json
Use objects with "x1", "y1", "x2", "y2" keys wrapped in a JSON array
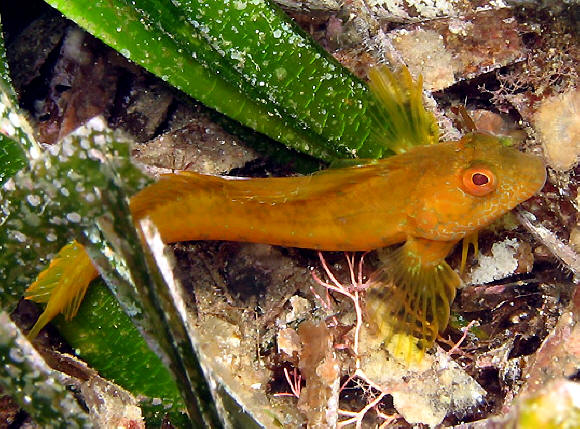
[
  {"x1": 367, "y1": 65, "x2": 439, "y2": 155},
  {"x1": 25, "y1": 240, "x2": 98, "y2": 338},
  {"x1": 365, "y1": 237, "x2": 460, "y2": 362}
]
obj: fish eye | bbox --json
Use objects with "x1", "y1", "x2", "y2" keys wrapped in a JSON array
[{"x1": 461, "y1": 167, "x2": 496, "y2": 196}]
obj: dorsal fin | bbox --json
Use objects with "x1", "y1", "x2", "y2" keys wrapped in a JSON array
[{"x1": 367, "y1": 65, "x2": 439, "y2": 155}]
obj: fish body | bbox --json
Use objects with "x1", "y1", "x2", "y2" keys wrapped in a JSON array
[
  {"x1": 25, "y1": 131, "x2": 546, "y2": 350},
  {"x1": 127, "y1": 132, "x2": 546, "y2": 357},
  {"x1": 131, "y1": 132, "x2": 545, "y2": 250},
  {"x1": 130, "y1": 158, "x2": 410, "y2": 251}
]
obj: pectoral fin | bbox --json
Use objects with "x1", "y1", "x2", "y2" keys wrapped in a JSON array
[
  {"x1": 365, "y1": 237, "x2": 460, "y2": 361},
  {"x1": 25, "y1": 240, "x2": 98, "y2": 338}
]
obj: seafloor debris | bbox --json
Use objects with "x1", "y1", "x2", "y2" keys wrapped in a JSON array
[
  {"x1": 80, "y1": 376, "x2": 145, "y2": 429},
  {"x1": 534, "y1": 89, "x2": 580, "y2": 171},
  {"x1": 33, "y1": 27, "x2": 118, "y2": 145},
  {"x1": 132, "y1": 117, "x2": 259, "y2": 176},
  {"x1": 466, "y1": 236, "x2": 534, "y2": 285},
  {"x1": 378, "y1": 9, "x2": 527, "y2": 91},
  {"x1": 296, "y1": 322, "x2": 340, "y2": 428}
]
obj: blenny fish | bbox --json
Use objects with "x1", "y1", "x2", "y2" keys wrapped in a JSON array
[{"x1": 25, "y1": 69, "x2": 546, "y2": 357}]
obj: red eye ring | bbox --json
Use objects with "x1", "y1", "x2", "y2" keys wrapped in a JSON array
[{"x1": 461, "y1": 167, "x2": 496, "y2": 196}]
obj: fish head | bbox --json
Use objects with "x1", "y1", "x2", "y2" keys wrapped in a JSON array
[{"x1": 408, "y1": 132, "x2": 546, "y2": 241}]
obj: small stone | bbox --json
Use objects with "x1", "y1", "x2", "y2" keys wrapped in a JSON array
[
  {"x1": 285, "y1": 295, "x2": 311, "y2": 324},
  {"x1": 278, "y1": 327, "x2": 301, "y2": 356},
  {"x1": 467, "y1": 238, "x2": 521, "y2": 285},
  {"x1": 388, "y1": 29, "x2": 455, "y2": 91},
  {"x1": 534, "y1": 89, "x2": 580, "y2": 171}
]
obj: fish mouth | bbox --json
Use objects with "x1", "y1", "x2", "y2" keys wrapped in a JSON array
[{"x1": 511, "y1": 148, "x2": 547, "y2": 200}]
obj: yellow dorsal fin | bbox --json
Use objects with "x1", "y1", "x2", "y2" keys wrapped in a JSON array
[
  {"x1": 25, "y1": 240, "x2": 98, "y2": 338},
  {"x1": 367, "y1": 65, "x2": 439, "y2": 155}
]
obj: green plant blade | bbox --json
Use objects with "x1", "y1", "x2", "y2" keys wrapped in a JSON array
[
  {"x1": 0, "y1": 312, "x2": 91, "y2": 427},
  {"x1": 0, "y1": 115, "x2": 221, "y2": 426},
  {"x1": 0, "y1": 19, "x2": 32, "y2": 182},
  {"x1": 171, "y1": 0, "x2": 380, "y2": 154},
  {"x1": 43, "y1": 0, "x2": 397, "y2": 161},
  {"x1": 76, "y1": 138, "x2": 222, "y2": 426},
  {"x1": 0, "y1": 133, "x2": 25, "y2": 184},
  {"x1": 55, "y1": 281, "x2": 188, "y2": 425},
  {"x1": 43, "y1": 0, "x2": 334, "y2": 160}
]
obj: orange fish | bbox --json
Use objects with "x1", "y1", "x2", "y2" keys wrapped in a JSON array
[
  {"x1": 25, "y1": 68, "x2": 546, "y2": 355},
  {"x1": 25, "y1": 132, "x2": 545, "y2": 344}
]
